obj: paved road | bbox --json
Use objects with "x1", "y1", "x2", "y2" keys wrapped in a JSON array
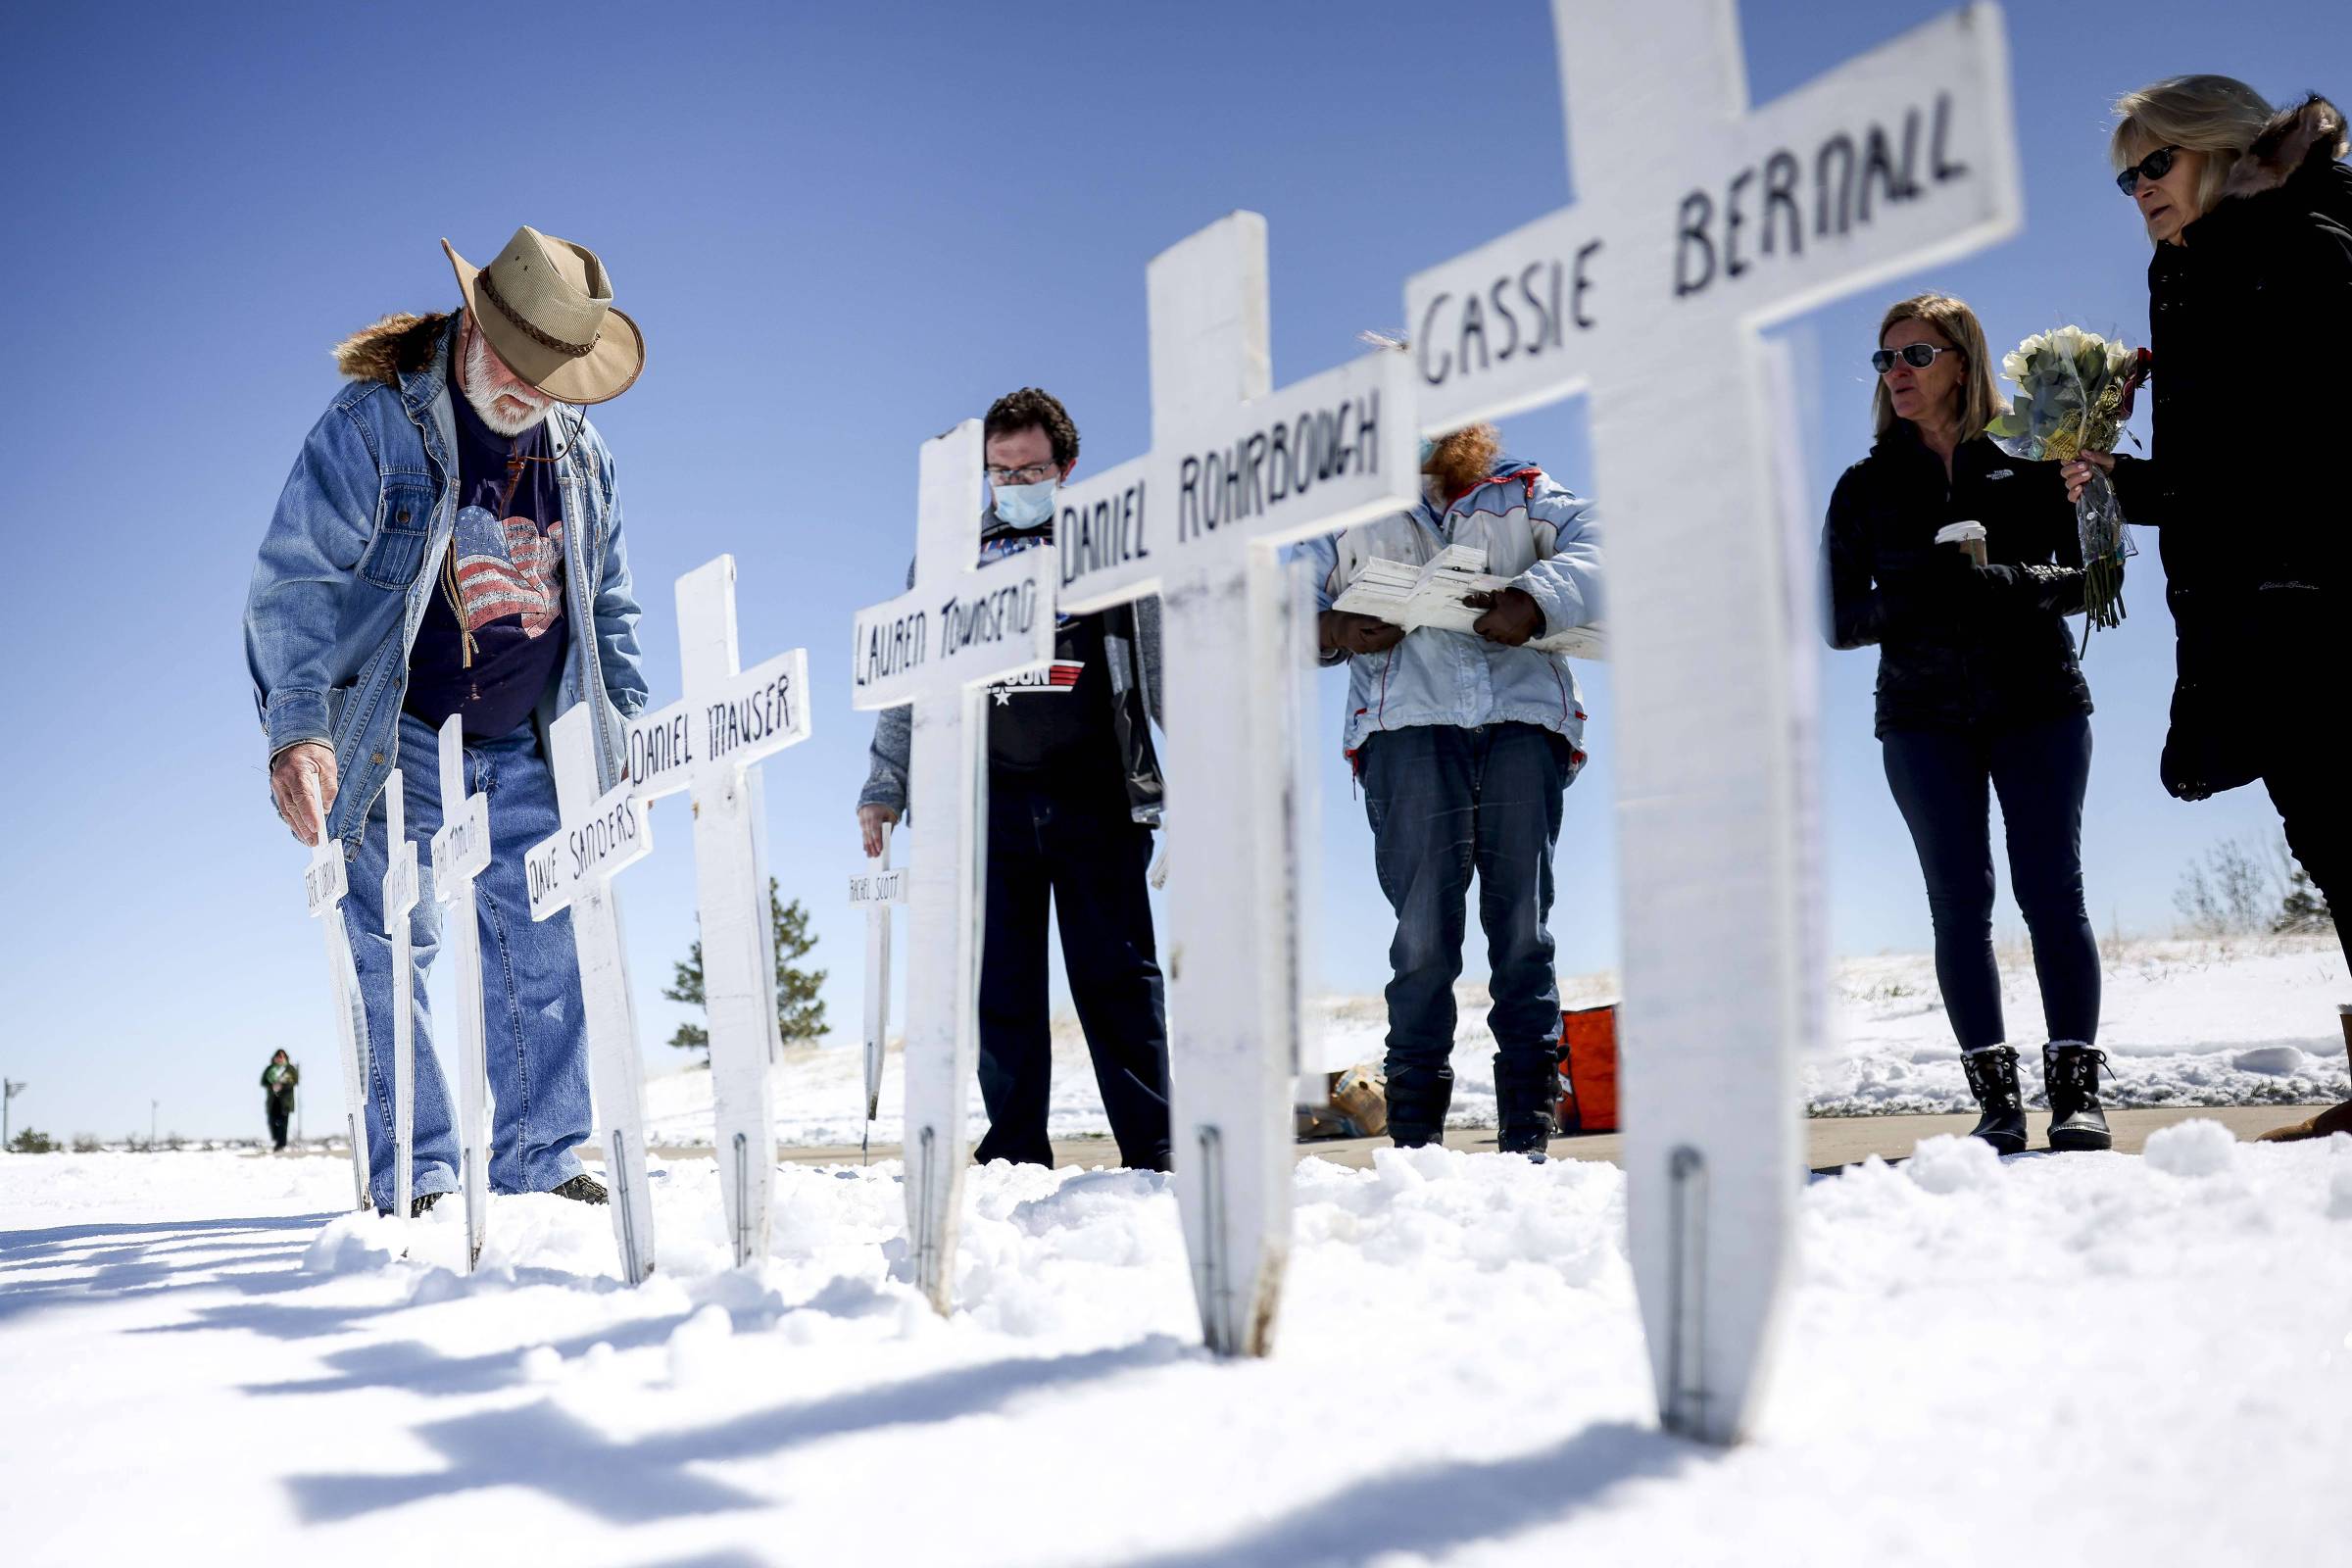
[{"x1": 611, "y1": 1102, "x2": 2332, "y2": 1175}]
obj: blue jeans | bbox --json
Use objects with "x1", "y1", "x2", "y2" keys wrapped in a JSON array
[
  {"x1": 1360, "y1": 722, "x2": 1575, "y2": 1137},
  {"x1": 1882, "y1": 713, "x2": 2101, "y2": 1051},
  {"x1": 340, "y1": 711, "x2": 592, "y2": 1208}
]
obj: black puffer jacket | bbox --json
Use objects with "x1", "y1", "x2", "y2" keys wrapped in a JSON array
[
  {"x1": 2108, "y1": 96, "x2": 2351, "y2": 799},
  {"x1": 1824, "y1": 425, "x2": 2092, "y2": 737}
]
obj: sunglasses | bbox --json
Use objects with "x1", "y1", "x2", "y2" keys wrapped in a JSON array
[
  {"x1": 2115, "y1": 145, "x2": 2180, "y2": 196},
  {"x1": 1871, "y1": 343, "x2": 1961, "y2": 374}
]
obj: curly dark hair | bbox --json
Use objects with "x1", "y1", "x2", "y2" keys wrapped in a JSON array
[{"x1": 983, "y1": 386, "x2": 1080, "y2": 469}]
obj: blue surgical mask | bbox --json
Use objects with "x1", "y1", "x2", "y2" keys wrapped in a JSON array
[
  {"x1": 993, "y1": 479, "x2": 1057, "y2": 527},
  {"x1": 1418, "y1": 436, "x2": 1436, "y2": 466}
]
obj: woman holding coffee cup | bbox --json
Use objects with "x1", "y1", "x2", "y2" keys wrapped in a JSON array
[{"x1": 1822, "y1": 292, "x2": 2111, "y2": 1154}]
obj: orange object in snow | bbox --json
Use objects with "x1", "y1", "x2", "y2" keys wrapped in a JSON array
[{"x1": 1556, "y1": 1004, "x2": 1619, "y2": 1133}]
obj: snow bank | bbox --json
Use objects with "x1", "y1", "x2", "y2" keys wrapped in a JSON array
[
  {"x1": 5, "y1": 1138, "x2": 2348, "y2": 1563},
  {"x1": 644, "y1": 935, "x2": 2348, "y2": 1147}
]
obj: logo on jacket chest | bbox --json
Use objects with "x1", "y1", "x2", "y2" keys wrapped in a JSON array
[{"x1": 990, "y1": 660, "x2": 1084, "y2": 705}]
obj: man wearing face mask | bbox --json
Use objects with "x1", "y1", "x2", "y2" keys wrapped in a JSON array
[{"x1": 858, "y1": 388, "x2": 1172, "y2": 1170}]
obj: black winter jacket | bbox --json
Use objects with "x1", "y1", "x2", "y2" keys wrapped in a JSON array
[
  {"x1": 1824, "y1": 426, "x2": 2092, "y2": 738},
  {"x1": 2108, "y1": 96, "x2": 2351, "y2": 799}
]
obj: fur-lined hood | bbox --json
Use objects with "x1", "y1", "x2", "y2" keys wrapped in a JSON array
[
  {"x1": 331, "y1": 311, "x2": 454, "y2": 386},
  {"x1": 2220, "y1": 94, "x2": 2347, "y2": 202}
]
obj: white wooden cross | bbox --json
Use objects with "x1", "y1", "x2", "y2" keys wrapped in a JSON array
[
  {"x1": 849, "y1": 419, "x2": 1055, "y2": 1314},
  {"x1": 526, "y1": 703, "x2": 659, "y2": 1284},
  {"x1": 847, "y1": 829, "x2": 906, "y2": 1159},
  {"x1": 1052, "y1": 212, "x2": 1418, "y2": 1355},
  {"x1": 302, "y1": 808, "x2": 370, "y2": 1212},
  {"x1": 379, "y1": 774, "x2": 421, "y2": 1222},
  {"x1": 625, "y1": 555, "x2": 813, "y2": 1269},
  {"x1": 1403, "y1": 0, "x2": 2021, "y2": 1441},
  {"x1": 428, "y1": 716, "x2": 494, "y2": 1268}
]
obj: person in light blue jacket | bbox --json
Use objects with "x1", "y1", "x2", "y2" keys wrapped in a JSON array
[
  {"x1": 244, "y1": 226, "x2": 648, "y2": 1215},
  {"x1": 1294, "y1": 422, "x2": 1601, "y2": 1155}
]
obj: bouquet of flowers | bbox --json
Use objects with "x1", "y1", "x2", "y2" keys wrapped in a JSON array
[{"x1": 1985, "y1": 326, "x2": 2151, "y2": 642}]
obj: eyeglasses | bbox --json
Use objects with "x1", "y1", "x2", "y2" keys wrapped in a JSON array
[
  {"x1": 984, "y1": 464, "x2": 1060, "y2": 486},
  {"x1": 1871, "y1": 343, "x2": 1961, "y2": 374},
  {"x1": 2115, "y1": 145, "x2": 2180, "y2": 196}
]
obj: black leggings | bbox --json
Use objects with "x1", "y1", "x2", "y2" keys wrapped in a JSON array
[{"x1": 1883, "y1": 713, "x2": 2101, "y2": 1051}]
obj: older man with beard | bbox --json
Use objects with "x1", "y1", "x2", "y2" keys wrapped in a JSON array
[{"x1": 245, "y1": 226, "x2": 649, "y2": 1216}]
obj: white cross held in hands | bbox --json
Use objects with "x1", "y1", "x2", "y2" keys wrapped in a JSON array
[
  {"x1": 380, "y1": 774, "x2": 421, "y2": 1223},
  {"x1": 527, "y1": 704, "x2": 659, "y2": 1284},
  {"x1": 428, "y1": 716, "x2": 493, "y2": 1269},
  {"x1": 302, "y1": 799, "x2": 370, "y2": 1212},
  {"x1": 1404, "y1": 0, "x2": 2023, "y2": 1442},
  {"x1": 625, "y1": 555, "x2": 813, "y2": 1269},
  {"x1": 849, "y1": 419, "x2": 1056, "y2": 1315},
  {"x1": 1052, "y1": 212, "x2": 1419, "y2": 1356}
]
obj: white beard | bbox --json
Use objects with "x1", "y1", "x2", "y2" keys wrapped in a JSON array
[{"x1": 461, "y1": 330, "x2": 551, "y2": 435}]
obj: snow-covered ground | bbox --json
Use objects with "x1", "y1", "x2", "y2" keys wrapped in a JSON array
[
  {"x1": 648, "y1": 935, "x2": 2350, "y2": 1146},
  {"x1": 4, "y1": 1134, "x2": 2348, "y2": 1564}
]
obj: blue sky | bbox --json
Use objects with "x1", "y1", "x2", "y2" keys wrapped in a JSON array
[{"x1": 1, "y1": 0, "x2": 2340, "y2": 1140}]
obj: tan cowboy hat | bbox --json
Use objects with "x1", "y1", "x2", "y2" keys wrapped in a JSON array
[{"x1": 442, "y1": 225, "x2": 644, "y2": 404}]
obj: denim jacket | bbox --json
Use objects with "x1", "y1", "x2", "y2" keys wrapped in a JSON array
[
  {"x1": 1293, "y1": 455, "x2": 1601, "y2": 758},
  {"x1": 243, "y1": 311, "x2": 648, "y2": 856}
]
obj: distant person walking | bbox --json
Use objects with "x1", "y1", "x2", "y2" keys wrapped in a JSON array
[
  {"x1": 261, "y1": 1051, "x2": 299, "y2": 1152},
  {"x1": 1824, "y1": 293, "x2": 2110, "y2": 1155}
]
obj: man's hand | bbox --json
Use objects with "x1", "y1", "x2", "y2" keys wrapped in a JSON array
[
  {"x1": 1465, "y1": 586, "x2": 1544, "y2": 647},
  {"x1": 2062, "y1": 450, "x2": 2115, "y2": 505},
  {"x1": 270, "y1": 742, "x2": 338, "y2": 847},
  {"x1": 1318, "y1": 610, "x2": 1405, "y2": 658},
  {"x1": 858, "y1": 803, "x2": 901, "y2": 859}
]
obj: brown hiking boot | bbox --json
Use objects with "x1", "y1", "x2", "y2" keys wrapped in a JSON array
[{"x1": 2255, "y1": 1004, "x2": 2352, "y2": 1144}]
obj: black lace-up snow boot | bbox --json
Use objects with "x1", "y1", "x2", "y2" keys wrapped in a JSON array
[
  {"x1": 1959, "y1": 1046, "x2": 2028, "y2": 1155},
  {"x1": 2043, "y1": 1043, "x2": 2113, "y2": 1152},
  {"x1": 551, "y1": 1173, "x2": 609, "y2": 1205},
  {"x1": 409, "y1": 1191, "x2": 445, "y2": 1219},
  {"x1": 1494, "y1": 1056, "x2": 1561, "y2": 1161},
  {"x1": 1385, "y1": 1061, "x2": 1454, "y2": 1149}
]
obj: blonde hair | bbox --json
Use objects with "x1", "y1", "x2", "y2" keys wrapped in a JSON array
[
  {"x1": 2110, "y1": 75, "x2": 2275, "y2": 230},
  {"x1": 1872, "y1": 294, "x2": 2001, "y2": 439}
]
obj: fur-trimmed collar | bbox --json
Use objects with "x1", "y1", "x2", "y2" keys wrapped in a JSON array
[
  {"x1": 2220, "y1": 94, "x2": 2346, "y2": 202},
  {"x1": 332, "y1": 311, "x2": 453, "y2": 385}
]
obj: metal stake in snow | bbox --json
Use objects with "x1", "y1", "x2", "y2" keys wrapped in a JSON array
[
  {"x1": 1402, "y1": 0, "x2": 2022, "y2": 1441},
  {"x1": 625, "y1": 555, "x2": 813, "y2": 1269},
  {"x1": 428, "y1": 716, "x2": 494, "y2": 1268},
  {"x1": 527, "y1": 704, "x2": 659, "y2": 1284},
  {"x1": 380, "y1": 774, "x2": 421, "y2": 1223},
  {"x1": 850, "y1": 419, "x2": 1055, "y2": 1314},
  {"x1": 301, "y1": 793, "x2": 371, "y2": 1211},
  {"x1": 1052, "y1": 212, "x2": 1417, "y2": 1355},
  {"x1": 848, "y1": 830, "x2": 906, "y2": 1161}
]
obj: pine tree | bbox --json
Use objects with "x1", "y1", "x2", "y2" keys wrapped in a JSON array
[
  {"x1": 662, "y1": 878, "x2": 828, "y2": 1055},
  {"x1": 2275, "y1": 862, "x2": 2336, "y2": 936}
]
